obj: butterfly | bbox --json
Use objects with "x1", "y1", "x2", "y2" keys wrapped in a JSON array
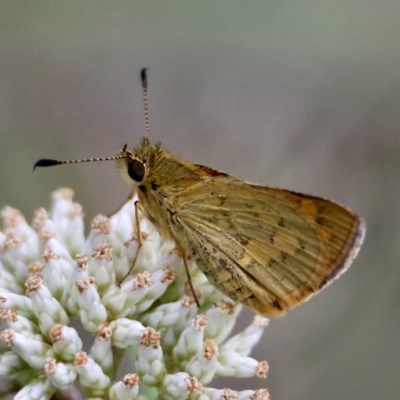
[{"x1": 34, "y1": 69, "x2": 365, "y2": 316}]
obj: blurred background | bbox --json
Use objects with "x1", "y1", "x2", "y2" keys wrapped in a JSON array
[{"x1": 1, "y1": 1, "x2": 399, "y2": 399}]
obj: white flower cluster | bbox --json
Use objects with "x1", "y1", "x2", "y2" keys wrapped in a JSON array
[{"x1": 0, "y1": 188, "x2": 270, "y2": 400}]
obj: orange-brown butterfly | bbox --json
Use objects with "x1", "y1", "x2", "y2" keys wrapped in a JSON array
[{"x1": 34, "y1": 69, "x2": 365, "y2": 316}]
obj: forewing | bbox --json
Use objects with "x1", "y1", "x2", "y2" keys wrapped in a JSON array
[{"x1": 172, "y1": 176, "x2": 365, "y2": 315}]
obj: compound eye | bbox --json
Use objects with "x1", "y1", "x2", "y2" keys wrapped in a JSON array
[{"x1": 127, "y1": 159, "x2": 145, "y2": 182}]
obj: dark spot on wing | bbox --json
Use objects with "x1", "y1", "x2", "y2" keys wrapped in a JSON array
[
  {"x1": 268, "y1": 259, "x2": 277, "y2": 268},
  {"x1": 316, "y1": 216, "x2": 325, "y2": 225},
  {"x1": 234, "y1": 234, "x2": 249, "y2": 246},
  {"x1": 298, "y1": 239, "x2": 306, "y2": 250},
  {"x1": 271, "y1": 299, "x2": 283, "y2": 310},
  {"x1": 269, "y1": 235, "x2": 275, "y2": 244},
  {"x1": 278, "y1": 218, "x2": 285, "y2": 227},
  {"x1": 151, "y1": 182, "x2": 159, "y2": 191},
  {"x1": 228, "y1": 291, "x2": 238, "y2": 300},
  {"x1": 218, "y1": 258, "x2": 227, "y2": 268}
]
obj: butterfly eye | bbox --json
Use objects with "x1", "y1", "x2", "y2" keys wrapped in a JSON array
[{"x1": 127, "y1": 159, "x2": 145, "y2": 182}]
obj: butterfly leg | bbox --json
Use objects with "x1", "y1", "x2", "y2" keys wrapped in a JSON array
[
  {"x1": 118, "y1": 200, "x2": 144, "y2": 286},
  {"x1": 174, "y1": 241, "x2": 200, "y2": 307}
]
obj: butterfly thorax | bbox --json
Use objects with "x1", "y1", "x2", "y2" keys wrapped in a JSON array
[{"x1": 117, "y1": 138, "x2": 218, "y2": 240}]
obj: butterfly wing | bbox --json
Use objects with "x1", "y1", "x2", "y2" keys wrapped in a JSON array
[{"x1": 170, "y1": 176, "x2": 365, "y2": 315}]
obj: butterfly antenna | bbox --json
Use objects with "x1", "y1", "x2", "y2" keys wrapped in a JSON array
[
  {"x1": 33, "y1": 151, "x2": 128, "y2": 171},
  {"x1": 141, "y1": 68, "x2": 150, "y2": 139}
]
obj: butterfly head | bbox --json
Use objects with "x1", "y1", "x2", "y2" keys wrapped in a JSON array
[
  {"x1": 116, "y1": 139, "x2": 148, "y2": 186},
  {"x1": 115, "y1": 136, "x2": 164, "y2": 188}
]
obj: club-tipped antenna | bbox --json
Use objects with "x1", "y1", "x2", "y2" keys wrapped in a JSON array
[
  {"x1": 33, "y1": 153, "x2": 127, "y2": 171},
  {"x1": 141, "y1": 68, "x2": 150, "y2": 139}
]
